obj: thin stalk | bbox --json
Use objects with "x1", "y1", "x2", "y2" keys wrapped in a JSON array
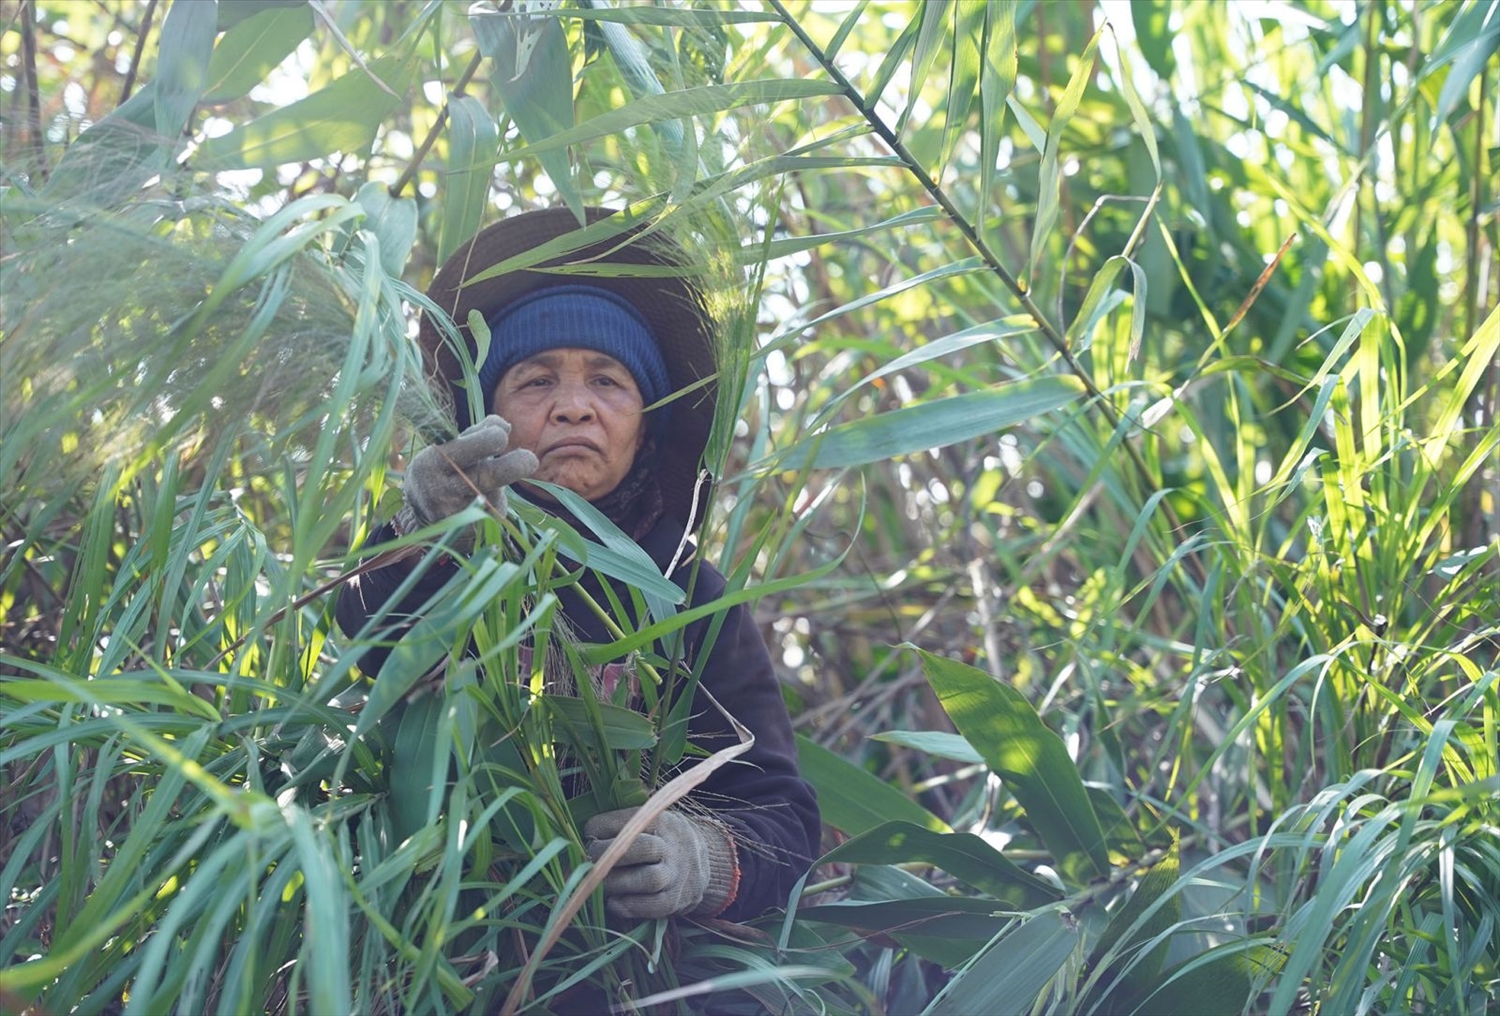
[
  {"x1": 799, "y1": 874, "x2": 853, "y2": 896},
  {"x1": 766, "y1": 0, "x2": 1090, "y2": 394},
  {"x1": 21, "y1": 0, "x2": 44, "y2": 180},
  {"x1": 389, "y1": 51, "x2": 485, "y2": 198},
  {"x1": 118, "y1": 0, "x2": 158, "y2": 105}
]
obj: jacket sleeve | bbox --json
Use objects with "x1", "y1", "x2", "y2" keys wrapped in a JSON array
[
  {"x1": 676, "y1": 563, "x2": 821, "y2": 921},
  {"x1": 332, "y1": 523, "x2": 458, "y2": 678}
]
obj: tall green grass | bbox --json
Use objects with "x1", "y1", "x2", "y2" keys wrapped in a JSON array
[{"x1": 3, "y1": 1, "x2": 1497, "y2": 1013}]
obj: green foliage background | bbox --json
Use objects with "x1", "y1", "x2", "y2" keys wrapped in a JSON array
[{"x1": 2, "y1": 0, "x2": 1497, "y2": 1013}]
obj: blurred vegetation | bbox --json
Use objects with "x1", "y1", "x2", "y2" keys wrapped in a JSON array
[{"x1": 2, "y1": 0, "x2": 1497, "y2": 1013}]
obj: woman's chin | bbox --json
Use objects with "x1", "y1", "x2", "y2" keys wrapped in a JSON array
[{"x1": 522, "y1": 471, "x2": 607, "y2": 503}]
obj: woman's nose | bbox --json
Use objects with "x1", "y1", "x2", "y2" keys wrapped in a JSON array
[{"x1": 550, "y1": 379, "x2": 594, "y2": 421}]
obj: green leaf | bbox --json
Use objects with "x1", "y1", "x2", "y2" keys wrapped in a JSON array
[
  {"x1": 1086, "y1": 786, "x2": 1144, "y2": 858},
  {"x1": 197, "y1": 52, "x2": 418, "y2": 169},
  {"x1": 352, "y1": 551, "x2": 527, "y2": 745},
  {"x1": 814, "y1": 317, "x2": 1036, "y2": 430},
  {"x1": 587, "y1": 7, "x2": 685, "y2": 163},
  {"x1": 354, "y1": 181, "x2": 418, "y2": 277},
  {"x1": 1243, "y1": 79, "x2": 1341, "y2": 151},
  {"x1": 825, "y1": 0, "x2": 871, "y2": 60},
  {"x1": 1109, "y1": 26, "x2": 1162, "y2": 250},
  {"x1": 503, "y1": 79, "x2": 846, "y2": 158},
  {"x1": 897, "y1": 1, "x2": 951, "y2": 136},
  {"x1": 867, "y1": 10, "x2": 920, "y2": 110},
  {"x1": 828, "y1": 866, "x2": 1008, "y2": 969},
  {"x1": 1007, "y1": 91, "x2": 1046, "y2": 151},
  {"x1": 153, "y1": 0, "x2": 218, "y2": 143},
  {"x1": 1134, "y1": 941, "x2": 1288, "y2": 1016},
  {"x1": 871, "y1": 729, "x2": 985, "y2": 764},
  {"x1": 1027, "y1": 26, "x2": 1102, "y2": 286},
  {"x1": 924, "y1": 913, "x2": 1078, "y2": 1014},
  {"x1": 1426, "y1": 0, "x2": 1500, "y2": 121},
  {"x1": 798, "y1": 894, "x2": 1008, "y2": 968},
  {"x1": 1068, "y1": 255, "x2": 1147, "y2": 360},
  {"x1": 773, "y1": 376, "x2": 1085, "y2": 472},
  {"x1": 1086, "y1": 838, "x2": 1180, "y2": 1007},
  {"x1": 546, "y1": 696, "x2": 657, "y2": 751},
  {"x1": 546, "y1": 5, "x2": 782, "y2": 27},
  {"x1": 760, "y1": 256, "x2": 988, "y2": 355},
  {"x1": 936, "y1": 1, "x2": 985, "y2": 178},
  {"x1": 216, "y1": 0, "x2": 305, "y2": 32},
  {"x1": 576, "y1": 552, "x2": 846, "y2": 666},
  {"x1": 748, "y1": 205, "x2": 945, "y2": 261},
  {"x1": 283, "y1": 808, "x2": 353, "y2": 1016},
  {"x1": 526, "y1": 482, "x2": 686, "y2": 614},
  {"x1": 389, "y1": 691, "x2": 448, "y2": 845},
  {"x1": 202, "y1": 4, "x2": 316, "y2": 104},
  {"x1": 0, "y1": 674, "x2": 220, "y2": 723},
  {"x1": 439, "y1": 95, "x2": 500, "y2": 265},
  {"x1": 1424, "y1": 303, "x2": 1500, "y2": 457},
  {"x1": 1130, "y1": 0, "x2": 1177, "y2": 81},
  {"x1": 911, "y1": 647, "x2": 1109, "y2": 882},
  {"x1": 796, "y1": 735, "x2": 950, "y2": 835},
  {"x1": 820, "y1": 820, "x2": 1060, "y2": 908},
  {"x1": 977, "y1": 0, "x2": 1016, "y2": 246},
  {"x1": 469, "y1": 6, "x2": 583, "y2": 221}
]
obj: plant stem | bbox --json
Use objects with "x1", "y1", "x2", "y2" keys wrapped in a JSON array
[
  {"x1": 800, "y1": 874, "x2": 853, "y2": 895},
  {"x1": 119, "y1": 0, "x2": 158, "y2": 106},
  {"x1": 765, "y1": 0, "x2": 1098, "y2": 404},
  {"x1": 389, "y1": 50, "x2": 485, "y2": 199},
  {"x1": 766, "y1": 0, "x2": 1207, "y2": 584},
  {"x1": 21, "y1": 0, "x2": 45, "y2": 181}
]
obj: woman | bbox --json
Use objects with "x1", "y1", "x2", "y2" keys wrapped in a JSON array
[{"x1": 336, "y1": 208, "x2": 820, "y2": 922}]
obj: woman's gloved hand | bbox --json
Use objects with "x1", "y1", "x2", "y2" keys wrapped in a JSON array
[
  {"x1": 394, "y1": 415, "x2": 537, "y2": 548},
  {"x1": 584, "y1": 807, "x2": 739, "y2": 919}
]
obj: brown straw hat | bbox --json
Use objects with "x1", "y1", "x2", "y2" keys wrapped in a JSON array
[{"x1": 419, "y1": 207, "x2": 718, "y2": 531}]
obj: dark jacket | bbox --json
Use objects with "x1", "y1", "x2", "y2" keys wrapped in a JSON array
[{"x1": 335, "y1": 514, "x2": 821, "y2": 921}]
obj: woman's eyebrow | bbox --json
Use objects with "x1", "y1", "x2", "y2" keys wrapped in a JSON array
[{"x1": 514, "y1": 351, "x2": 564, "y2": 371}]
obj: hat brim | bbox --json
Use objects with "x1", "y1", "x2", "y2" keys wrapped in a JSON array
[{"x1": 419, "y1": 207, "x2": 717, "y2": 532}]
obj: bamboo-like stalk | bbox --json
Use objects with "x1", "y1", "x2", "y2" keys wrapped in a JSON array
[{"x1": 117, "y1": 0, "x2": 158, "y2": 105}]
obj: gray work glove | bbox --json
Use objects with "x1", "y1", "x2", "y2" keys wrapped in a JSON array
[
  {"x1": 584, "y1": 807, "x2": 738, "y2": 919},
  {"x1": 394, "y1": 415, "x2": 537, "y2": 549}
]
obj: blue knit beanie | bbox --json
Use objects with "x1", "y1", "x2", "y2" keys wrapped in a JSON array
[{"x1": 473, "y1": 285, "x2": 672, "y2": 437}]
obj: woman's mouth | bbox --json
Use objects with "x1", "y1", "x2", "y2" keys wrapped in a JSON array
[{"x1": 544, "y1": 438, "x2": 600, "y2": 455}]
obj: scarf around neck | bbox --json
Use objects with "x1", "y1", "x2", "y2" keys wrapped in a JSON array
[{"x1": 556, "y1": 457, "x2": 665, "y2": 543}]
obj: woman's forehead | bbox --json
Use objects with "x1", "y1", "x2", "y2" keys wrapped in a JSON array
[{"x1": 508, "y1": 348, "x2": 629, "y2": 372}]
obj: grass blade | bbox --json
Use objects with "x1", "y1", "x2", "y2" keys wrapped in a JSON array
[
  {"x1": 772, "y1": 376, "x2": 1084, "y2": 472},
  {"x1": 1026, "y1": 26, "x2": 1102, "y2": 287},
  {"x1": 797, "y1": 736, "x2": 951, "y2": 836},
  {"x1": 910, "y1": 647, "x2": 1109, "y2": 882}
]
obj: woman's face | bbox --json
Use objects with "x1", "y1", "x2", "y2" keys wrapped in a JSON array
[{"x1": 492, "y1": 347, "x2": 647, "y2": 502}]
